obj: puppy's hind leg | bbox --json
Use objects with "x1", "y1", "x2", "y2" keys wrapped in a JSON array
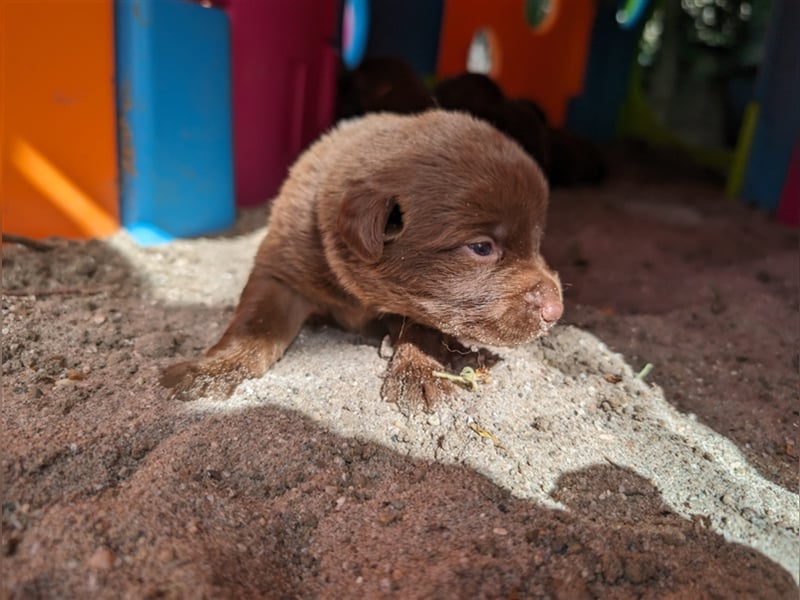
[{"x1": 161, "y1": 273, "x2": 316, "y2": 401}]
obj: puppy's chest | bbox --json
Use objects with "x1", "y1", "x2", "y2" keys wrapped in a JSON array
[
  {"x1": 322, "y1": 302, "x2": 380, "y2": 334},
  {"x1": 266, "y1": 236, "x2": 372, "y2": 328}
]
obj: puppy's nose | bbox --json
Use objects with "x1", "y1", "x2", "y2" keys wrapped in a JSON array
[
  {"x1": 526, "y1": 282, "x2": 563, "y2": 324},
  {"x1": 540, "y1": 300, "x2": 563, "y2": 323}
]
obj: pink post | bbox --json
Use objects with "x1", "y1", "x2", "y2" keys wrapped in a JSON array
[
  {"x1": 776, "y1": 141, "x2": 799, "y2": 227},
  {"x1": 224, "y1": 0, "x2": 339, "y2": 207}
]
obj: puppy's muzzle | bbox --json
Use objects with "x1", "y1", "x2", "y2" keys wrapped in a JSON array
[{"x1": 525, "y1": 281, "x2": 564, "y2": 326}]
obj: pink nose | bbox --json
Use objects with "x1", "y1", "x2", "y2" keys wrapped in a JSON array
[
  {"x1": 525, "y1": 282, "x2": 564, "y2": 324},
  {"x1": 540, "y1": 300, "x2": 563, "y2": 323}
]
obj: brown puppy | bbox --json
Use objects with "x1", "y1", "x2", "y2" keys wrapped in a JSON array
[{"x1": 161, "y1": 110, "x2": 563, "y2": 409}]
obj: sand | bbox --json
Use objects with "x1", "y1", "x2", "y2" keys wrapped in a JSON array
[{"x1": 2, "y1": 157, "x2": 798, "y2": 598}]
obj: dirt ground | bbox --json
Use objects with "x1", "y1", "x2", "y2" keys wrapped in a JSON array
[{"x1": 2, "y1": 147, "x2": 798, "y2": 598}]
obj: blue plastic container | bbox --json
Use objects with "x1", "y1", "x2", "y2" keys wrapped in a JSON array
[{"x1": 115, "y1": 0, "x2": 235, "y2": 245}]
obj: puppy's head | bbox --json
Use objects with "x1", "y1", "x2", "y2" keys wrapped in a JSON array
[{"x1": 330, "y1": 111, "x2": 563, "y2": 346}]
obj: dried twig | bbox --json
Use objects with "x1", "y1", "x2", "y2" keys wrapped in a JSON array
[
  {"x1": 635, "y1": 363, "x2": 654, "y2": 380},
  {"x1": 433, "y1": 366, "x2": 479, "y2": 390},
  {"x1": 468, "y1": 420, "x2": 506, "y2": 451},
  {"x1": 432, "y1": 366, "x2": 489, "y2": 390}
]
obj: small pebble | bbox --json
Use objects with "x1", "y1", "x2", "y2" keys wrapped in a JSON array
[
  {"x1": 379, "y1": 335, "x2": 394, "y2": 359},
  {"x1": 785, "y1": 439, "x2": 796, "y2": 457},
  {"x1": 87, "y1": 547, "x2": 115, "y2": 570},
  {"x1": 157, "y1": 547, "x2": 175, "y2": 562}
]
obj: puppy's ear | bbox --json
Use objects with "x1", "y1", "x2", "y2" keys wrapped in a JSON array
[{"x1": 337, "y1": 185, "x2": 403, "y2": 263}]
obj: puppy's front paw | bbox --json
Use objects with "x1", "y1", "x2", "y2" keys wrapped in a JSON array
[
  {"x1": 160, "y1": 358, "x2": 247, "y2": 402},
  {"x1": 381, "y1": 343, "x2": 457, "y2": 412}
]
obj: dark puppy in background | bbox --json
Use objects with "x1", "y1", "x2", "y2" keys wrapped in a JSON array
[
  {"x1": 432, "y1": 72, "x2": 507, "y2": 125},
  {"x1": 162, "y1": 110, "x2": 563, "y2": 409},
  {"x1": 336, "y1": 59, "x2": 605, "y2": 188},
  {"x1": 335, "y1": 56, "x2": 433, "y2": 121},
  {"x1": 433, "y1": 72, "x2": 606, "y2": 187},
  {"x1": 432, "y1": 73, "x2": 551, "y2": 174}
]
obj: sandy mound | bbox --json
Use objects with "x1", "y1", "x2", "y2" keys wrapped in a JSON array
[{"x1": 2, "y1": 170, "x2": 798, "y2": 598}]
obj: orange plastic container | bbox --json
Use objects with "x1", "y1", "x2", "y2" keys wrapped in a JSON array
[
  {"x1": 436, "y1": 0, "x2": 595, "y2": 127},
  {"x1": 2, "y1": 0, "x2": 119, "y2": 240}
]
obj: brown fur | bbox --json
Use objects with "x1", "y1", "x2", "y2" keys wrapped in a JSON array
[{"x1": 161, "y1": 110, "x2": 563, "y2": 409}]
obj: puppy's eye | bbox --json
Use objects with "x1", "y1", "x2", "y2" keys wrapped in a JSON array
[{"x1": 468, "y1": 241, "x2": 494, "y2": 257}]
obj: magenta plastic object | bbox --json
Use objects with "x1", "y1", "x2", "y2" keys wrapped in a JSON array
[
  {"x1": 776, "y1": 142, "x2": 799, "y2": 227},
  {"x1": 223, "y1": 0, "x2": 339, "y2": 207}
]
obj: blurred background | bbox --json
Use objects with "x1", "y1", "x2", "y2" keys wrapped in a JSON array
[{"x1": 2, "y1": 0, "x2": 797, "y2": 244}]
